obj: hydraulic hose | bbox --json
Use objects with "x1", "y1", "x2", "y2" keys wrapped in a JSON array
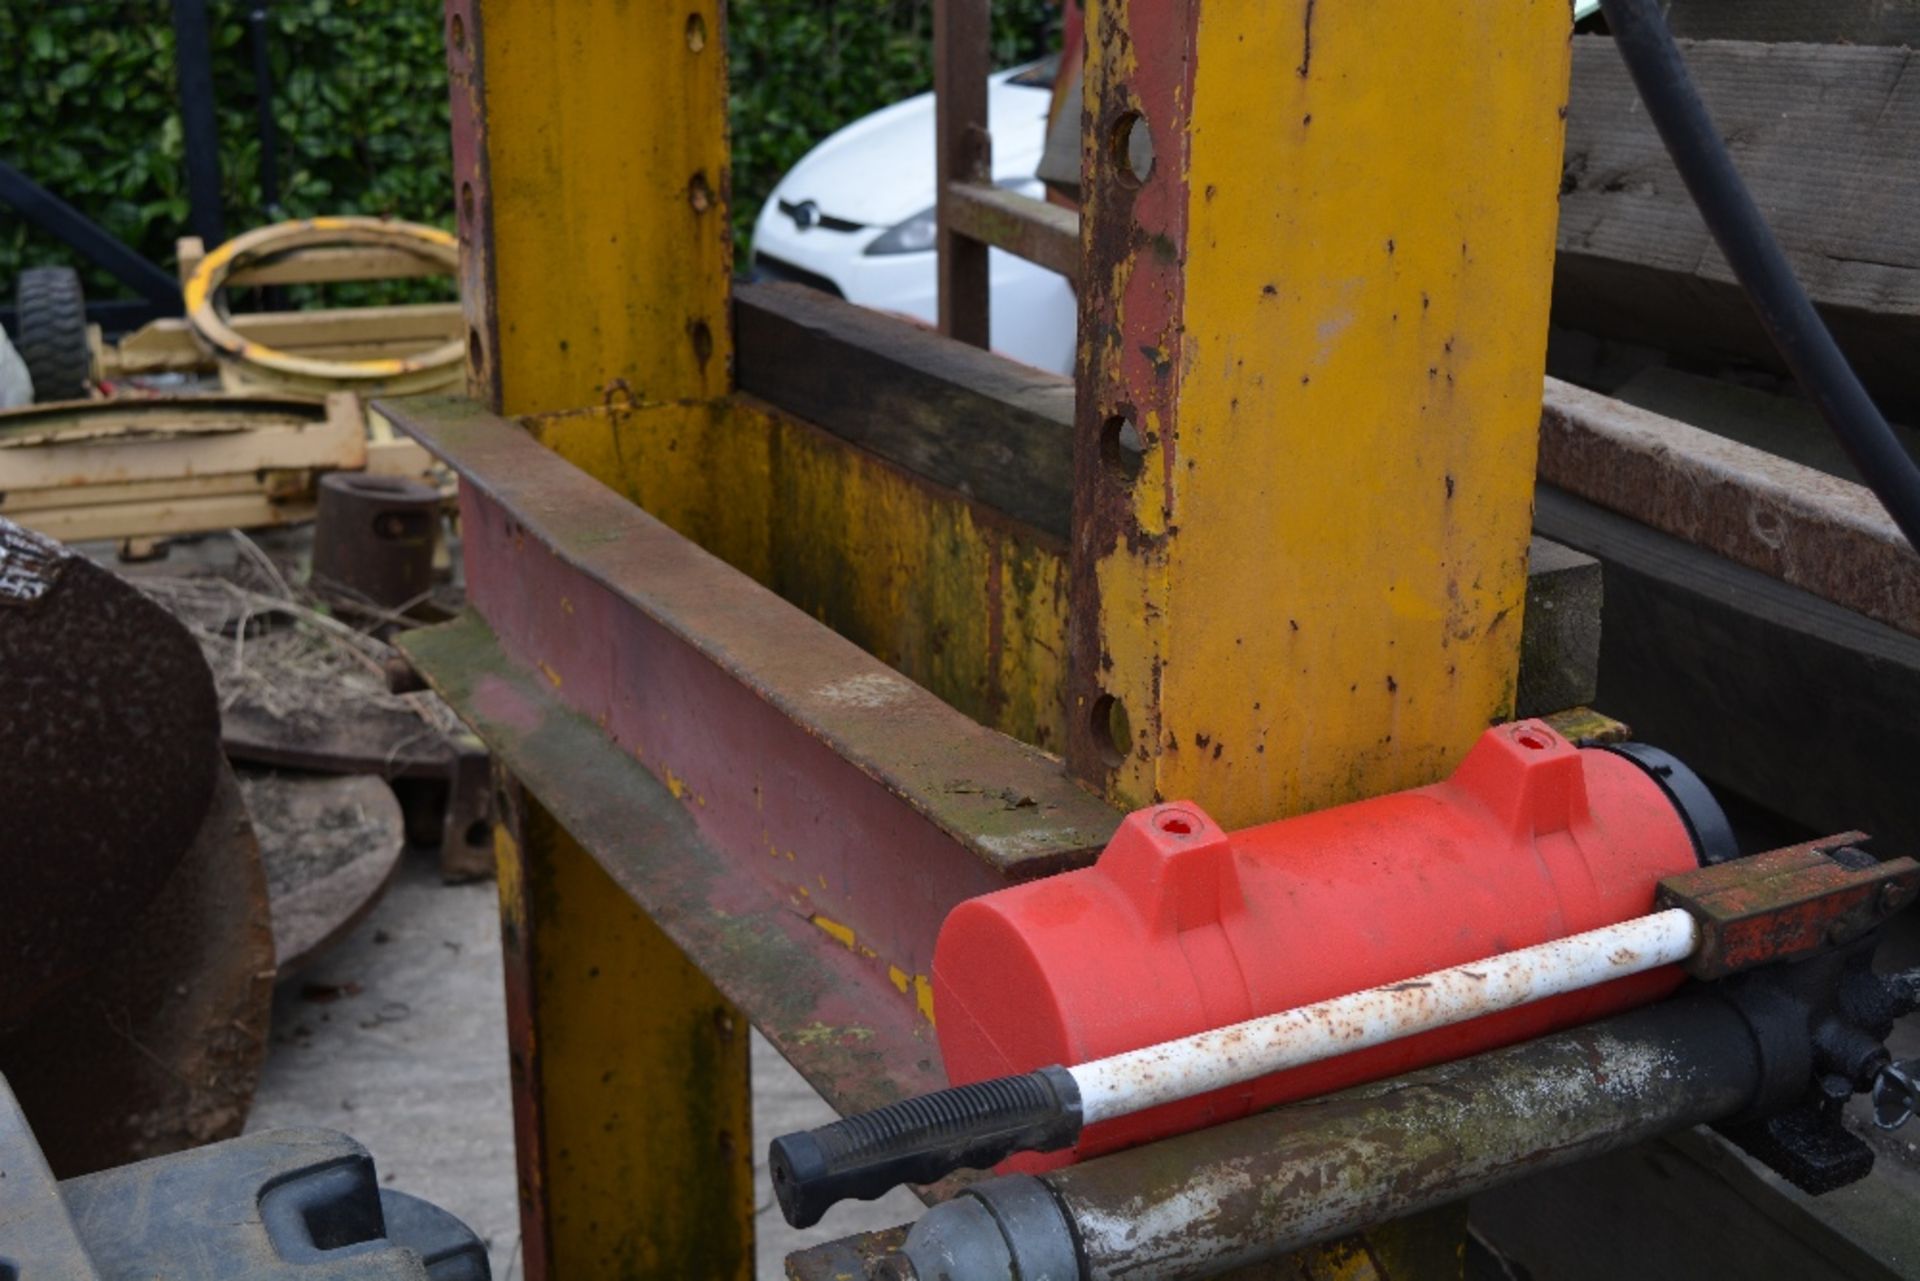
[{"x1": 1596, "y1": 0, "x2": 1920, "y2": 553}]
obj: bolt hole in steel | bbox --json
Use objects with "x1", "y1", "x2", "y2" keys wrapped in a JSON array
[
  {"x1": 1091, "y1": 693, "x2": 1131, "y2": 767},
  {"x1": 690, "y1": 319, "x2": 715, "y2": 365},
  {"x1": 685, "y1": 11, "x2": 707, "y2": 51},
  {"x1": 460, "y1": 181, "x2": 475, "y2": 228},
  {"x1": 448, "y1": 10, "x2": 465, "y2": 50},
  {"x1": 689, "y1": 171, "x2": 713, "y2": 213},
  {"x1": 1110, "y1": 111, "x2": 1155, "y2": 187},
  {"x1": 468, "y1": 326, "x2": 484, "y2": 372},
  {"x1": 1100, "y1": 413, "x2": 1147, "y2": 482}
]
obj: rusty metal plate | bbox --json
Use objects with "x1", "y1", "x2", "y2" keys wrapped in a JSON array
[
  {"x1": 382, "y1": 395, "x2": 1118, "y2": 1011},
  {"x1": 0, "y1": 761, "x2": 274, "y2": 1176},
  {"x1": 0, "y1": 518, "x2": 221, "y2": 1027},
  {"x1": 1656, "y1": 833, "x2": 1920, "y2": 978}
]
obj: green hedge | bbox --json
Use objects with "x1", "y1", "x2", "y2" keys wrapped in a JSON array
[{"x1": 1, "y1": 0, "x2": 1056, "y2": 301}]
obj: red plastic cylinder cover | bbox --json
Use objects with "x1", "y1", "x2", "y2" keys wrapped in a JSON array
[{"x1": 932, "y1": 719, "x2": 1703, "y2": 1170}]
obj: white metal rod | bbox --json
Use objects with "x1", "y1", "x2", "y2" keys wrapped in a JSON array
[{"x1": 1071, "y1": 907, "x2": 1701, "y2": 1125}]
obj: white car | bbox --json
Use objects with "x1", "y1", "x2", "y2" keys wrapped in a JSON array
[
  {"x1": 749, "y1": 63, "x2": 1077, "y2": 375},
  {"x1": 752, "y1": 7, "x2": 1607, "y2": 377}
]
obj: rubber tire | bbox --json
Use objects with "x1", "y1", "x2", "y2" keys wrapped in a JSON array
[{"x1": 14, "y1": 266, "x2": 90, "y2": 402}]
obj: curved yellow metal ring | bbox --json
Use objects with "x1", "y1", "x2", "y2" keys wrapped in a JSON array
[{"x1": 183, "y1": 217, "x2": 463, "y2": 396}]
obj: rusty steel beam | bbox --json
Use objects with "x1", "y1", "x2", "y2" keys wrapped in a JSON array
[
  {"x1": 934, "y1": 0, "x2": 991, "y2": 346},
  {"x1": 942, "y1": 181, "x2": 1082, "y2": 285},
  {"x1": 382, "y1": 394, "x2": 1120, "y2": 1023},
  {"x1": 1540, "y1": 378, "x2": 1920, "y2": 638}
]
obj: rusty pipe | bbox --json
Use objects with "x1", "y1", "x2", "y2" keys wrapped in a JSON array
[{"x1": 886, "y1": 989, "x2": 1766, "y2": 1281}]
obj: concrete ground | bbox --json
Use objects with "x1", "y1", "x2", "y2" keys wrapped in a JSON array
[{"x1": 246, "y1": 847, "x2": 920, "y2": 1281}]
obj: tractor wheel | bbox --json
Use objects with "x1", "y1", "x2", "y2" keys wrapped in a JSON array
[{"x1": 14, "y1": 266, "x2": 91, "y2": 402}]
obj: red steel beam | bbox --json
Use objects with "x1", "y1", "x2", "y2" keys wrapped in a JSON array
[{"x1": 382, "y1": 395, "x2": 1119, "y2": 1027}]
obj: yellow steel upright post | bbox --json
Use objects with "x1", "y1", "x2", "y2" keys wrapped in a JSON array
[
  {"x1": 1069, "y1": 0, "x2": 1574, "y2": 830},
  {"x1": 1067, "y1": 2, "x2": 1572, "y2": 1274},
  {"x1": 444, "y1": 3, "x2": 751, "y2": 1277}
]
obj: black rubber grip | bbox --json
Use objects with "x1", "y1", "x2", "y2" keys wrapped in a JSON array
[{"x1": 768, "y1": 1065, "x2": 1082, "y2": 1228}]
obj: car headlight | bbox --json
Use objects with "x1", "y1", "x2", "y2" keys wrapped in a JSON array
[{"x1": 864, "y1": 206, "x2": 937, "y2": 256}]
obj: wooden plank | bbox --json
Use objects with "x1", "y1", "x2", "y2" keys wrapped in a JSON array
[
  {"x1": 11, "y1": 493, "x2": 314, "y2": 542},
  {"x1": 944, "y1": 181, "x2": 1080, "y2": 284},
  {"x1": 1662, "y1": 0, "x2": 1920, "y2": 46},
  {"x1": 734, "y1": 282, "x2": 1075, "y2": 540},
  {"x1": 1557, "y1": 38, "x2": 1920, "y2": 418},
  {"x1": 0, "y1": 409, "x2": 364, "y2": 491},
  {"x1": 0, "y1": 472, "x2": 274, "y2": 515},
  {"x1": 1535, "y1": 484, "x2": 1920, "y2": 850}
]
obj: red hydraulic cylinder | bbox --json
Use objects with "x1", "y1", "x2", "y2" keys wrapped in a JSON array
[{"x1": 932, "y1": 719, "x2": 1725, "y2": 1169}]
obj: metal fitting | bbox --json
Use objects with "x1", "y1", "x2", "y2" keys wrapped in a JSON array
[{"x1": 883, "y1": 1176, "x2": 1078, "y2": 1281}]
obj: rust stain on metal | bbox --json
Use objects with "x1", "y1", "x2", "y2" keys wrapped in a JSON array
[
  {"x1": 1539, "y1": 378, "x2": 1920, "y2": 638},
  {"x1": 1657, "y1": 833, "x2": 1920, "y2": 978}
]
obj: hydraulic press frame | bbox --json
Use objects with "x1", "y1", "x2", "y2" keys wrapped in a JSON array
[{"x1": 389, "y1": 2, "x2": 1919, "y2": 1277}]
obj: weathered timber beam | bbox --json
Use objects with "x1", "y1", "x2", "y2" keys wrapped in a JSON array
[
  {"x1": 736, "y1": 282, "x2": 1074, "y2": 540},
  {"x1": 1557, "y1": 38, "x2": 1920, "y2": 419},
  {"x1": 943, "y1": 182, "x2": 1082, "y2": 285},
  {"x1": 1659, "y1": 0, "x2": 1920, "y2": 49},
  {"x1": 380, "y1": 394, "x2": 1119, "y2": 1011}
]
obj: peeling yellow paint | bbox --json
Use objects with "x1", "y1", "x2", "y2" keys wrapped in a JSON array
[
  {"x1": 811, "y1": 916, "x2": 857, "y2": 951},
  {"x1": 887, "y1": 966, "x2": 911, "y2": 996},
  {"x1": 663, "y1": 767, "x2": 688, "y2": 800},
  {"x1": 914, "y1": 975, "x2": 937, "y2": 1027},
  {"x1": 537, "y1": 659, "x2": 563, "y2": 689}
]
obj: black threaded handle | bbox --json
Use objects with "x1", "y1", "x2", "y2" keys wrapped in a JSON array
[{"x1": 768, "y1": 1066, "x2": 1081, "y2": 1228}]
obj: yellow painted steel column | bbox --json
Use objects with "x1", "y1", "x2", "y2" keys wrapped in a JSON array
[
  {"x1": 1069, "y1": 2, "x2": 1567, "y2": 1274},
  {"x1": 448, "y1": 0, "x2": 731, "y2": 418},
  {"x1": 1069, "y1": 0, "x2": 1573, "y2": 828},
  {"x1": 497, "y1": 800, "x2": 754, "y2": 1280},
  {"x1": 445, "y1": 3, "x2": 750, "y2": 1275}
]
